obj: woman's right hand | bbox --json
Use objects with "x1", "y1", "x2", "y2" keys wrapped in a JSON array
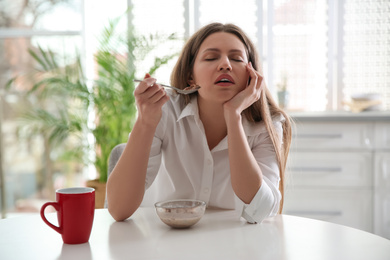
[{"x1": 134, "y1": 74, "x2": 169, "y2": 128}]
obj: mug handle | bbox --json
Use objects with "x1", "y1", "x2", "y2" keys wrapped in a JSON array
[{"x1": 40, "y1": 202, "x2": 62, "y2": 234}]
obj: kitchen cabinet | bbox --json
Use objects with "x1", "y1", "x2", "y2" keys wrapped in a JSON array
[
  {"x1": 283, "y1": 111, "x2": 390, "y2": 238},
  {"x1": 374, "y1": 153, "x2": 390, "y2": 238}
]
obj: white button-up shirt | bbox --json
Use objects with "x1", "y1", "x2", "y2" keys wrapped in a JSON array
[{"x1": 140, "y1": 90, "x2": 284, "y2": 223}]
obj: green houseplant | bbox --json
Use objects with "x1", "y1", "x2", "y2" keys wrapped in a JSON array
[{"x1": 8, "y1": 17, "x2": 177, "y2": 207}]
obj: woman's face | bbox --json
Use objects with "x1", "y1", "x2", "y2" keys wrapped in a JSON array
[{"x1": 191, "y1": 32, "x2": 249, "y2": 105}]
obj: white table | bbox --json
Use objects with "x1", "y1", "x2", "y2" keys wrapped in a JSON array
[{"x1": 0, "y1": 208, "x2": 389, "y2": 260}]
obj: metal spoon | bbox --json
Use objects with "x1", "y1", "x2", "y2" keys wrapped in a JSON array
[{"x1": 134, "y1": 79, "x2": 200, "y2": 95}]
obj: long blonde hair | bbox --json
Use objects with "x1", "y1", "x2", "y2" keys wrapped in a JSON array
[{"x1": 170, "y1": 23, "x2": 292, "y2": 213}]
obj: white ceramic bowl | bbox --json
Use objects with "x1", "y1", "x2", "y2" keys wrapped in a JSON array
[
  {"x1": 154, "y1": 199, "x2": 206, "y2": 228},
  {"x1": 351, "y1": 93, "x2": 381, "y2": 101}
]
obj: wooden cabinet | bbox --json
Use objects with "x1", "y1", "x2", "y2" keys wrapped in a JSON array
[{"x1": 283, "y1": 112, "x2": 390, "y2": 238}]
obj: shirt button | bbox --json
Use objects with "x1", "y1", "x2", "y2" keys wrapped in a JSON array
[
  {"x1": 207, "y1": 159, "x2": 212, "y2": 165},
  {"x1": 204, "y1": 188, "x2": 210, "y2": 194}
]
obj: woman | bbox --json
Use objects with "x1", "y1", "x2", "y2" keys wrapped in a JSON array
[{"x1": 107, "y1": 23, "x2": 292, "y2": 223}]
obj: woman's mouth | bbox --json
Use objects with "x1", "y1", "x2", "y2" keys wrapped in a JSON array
[{"x1": 214, "y1": 75, "x2": 235, "y2": 86}]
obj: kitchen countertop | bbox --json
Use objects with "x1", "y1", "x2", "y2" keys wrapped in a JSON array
[{"x1": 288, "y1": 110, "x2": 390, "y2": 122}]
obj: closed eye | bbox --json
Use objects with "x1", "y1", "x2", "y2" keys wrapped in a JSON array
[{"x1": 230, "y1": 56, "x2": 244, "y2": 62}]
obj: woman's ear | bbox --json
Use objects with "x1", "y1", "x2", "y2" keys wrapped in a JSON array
[
  {"x1": 187, "y1": 75, "x2": 195, "y2": 86},
  {"x1": 187, "y1": 78, "x2": 196, "y2": 86}
]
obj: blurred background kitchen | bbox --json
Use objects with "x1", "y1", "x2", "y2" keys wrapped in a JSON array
[{"x1": 0, "y1": 0, "x2": 389, "y2": 239}]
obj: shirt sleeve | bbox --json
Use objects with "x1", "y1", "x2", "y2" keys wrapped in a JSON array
[{"x1": 240, "y1": 118, "x2": 284, "y2": 223}]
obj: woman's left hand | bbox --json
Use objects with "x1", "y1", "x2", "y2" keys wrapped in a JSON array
[{"x1": 223, "y1": 62, "x2": 263, "y2": 120}]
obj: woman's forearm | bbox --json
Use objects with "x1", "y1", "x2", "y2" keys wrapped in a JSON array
[
  {"x1": 226, "y1": 113, "x2": 262, "y2": 204},
  {"x1": 107, "y1": 75, "x2": 168, "y2": 221},
  {"x1": 106, "y1": 119, "x2": 157, "y2": 221}
]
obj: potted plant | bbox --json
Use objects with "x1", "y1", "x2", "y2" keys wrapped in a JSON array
[
  {"x1": 276, "y1": 72, "x2": 289, "y2": 109},
  {"x1": 7, "y1": 17, "x2": 177, "y2": 208}
]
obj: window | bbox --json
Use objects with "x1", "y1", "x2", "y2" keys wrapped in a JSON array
[
  {"x1": 0, "y1": 0, "x2": 83, "y2": 217},
  {"x1": 265, "y1": 0, "x2": 389, "y2": 111},
  {"x1": 342, "y1": 0, "x2": 390, "y2": 111},
  {"x1": 128, "y1": 0, "x2": 390, "y2": 111},
  {"x1": 130, "y1": 0, "x2": 186, "y2": 83},
  {"x1": 198, "y1": 0, "x2": 258, "y2": 43},
  {"x1": 269, "y1": 0, "x2": 328, "y2": 111}
]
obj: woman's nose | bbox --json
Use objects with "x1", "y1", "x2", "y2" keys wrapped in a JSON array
[{"x1": 218, "y1": 57, "x2": 232, "y2": 71}]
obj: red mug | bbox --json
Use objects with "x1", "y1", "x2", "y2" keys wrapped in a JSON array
[{"x1": 40, "y1": 187, "x2": 95, "y2": 244}]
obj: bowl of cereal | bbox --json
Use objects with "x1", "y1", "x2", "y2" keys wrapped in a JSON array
[{"x1": 154, "y1": 199, "x2": 206, "y2": 228}]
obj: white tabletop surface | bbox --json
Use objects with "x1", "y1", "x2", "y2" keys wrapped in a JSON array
[{"x1": 0, "y1": 208, "x2": 389, "y2": 260}]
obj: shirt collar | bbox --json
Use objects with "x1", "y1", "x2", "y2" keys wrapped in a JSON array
[{"x1": 177, "y1": 95, "x2": 199, "y2": 122}]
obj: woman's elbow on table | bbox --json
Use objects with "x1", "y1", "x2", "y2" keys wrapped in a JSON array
[
  {"x1": 106, "y1": 178, "x2": 145, "y2": 221},
  {"x1": 108, "y1": 203, "x2": 139, "y2": 222}
]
